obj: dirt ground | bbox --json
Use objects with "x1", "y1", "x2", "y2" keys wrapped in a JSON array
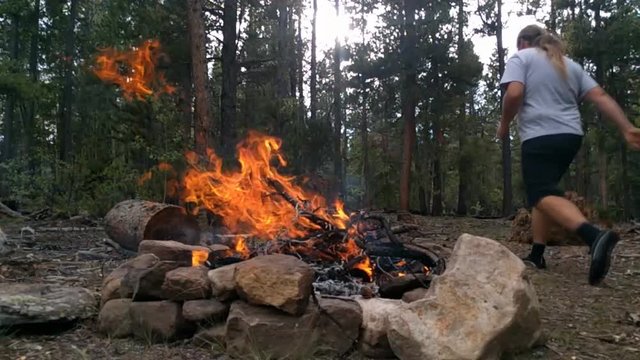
[{"x1": 1, "y1": 215, "x2": 639, "y2": 360}]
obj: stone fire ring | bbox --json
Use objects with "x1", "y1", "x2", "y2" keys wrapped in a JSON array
[{"x1": 97, "y1": 234, "x2": 541, "y2": 359}]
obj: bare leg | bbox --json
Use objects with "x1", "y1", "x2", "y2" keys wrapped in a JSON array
[
  {"x1": 534, "y1": 195, "x2": 587, "y2": 232},
  {"x1": 531, "y1": 207, "x2": 552, "y2": 244}
]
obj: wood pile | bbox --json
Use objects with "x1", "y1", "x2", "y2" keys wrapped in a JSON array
[{"x1": 508, "y1": 191, "x2": 607, "y2": 246}]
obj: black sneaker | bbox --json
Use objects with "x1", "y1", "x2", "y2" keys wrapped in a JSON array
[
  {"x1": 588, "y1": 230, "x2": 620, "y2": 285},
  {"x1": 522, "y1": 255, "x2": 546, "y2": 269}
]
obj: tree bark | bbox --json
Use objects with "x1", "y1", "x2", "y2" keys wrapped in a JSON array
[
  {"x1": 1, "y1": 13, "x2": 20, "y2": 163},
  {"x1": 456, "y1": 0, "x2": 468, "y2": 216},
  {"x1": 332, "y1": 0, "x2": 344, "y2": 197},
  {"x1": 58, "y1": 0, "x2": 78, "y2": 162},
  {"x1": 104, "y1": 200, "x2": 201, "y2": 251},
  {"x1": 399, "y1": 0, "x2": 418, "y2": 211},
  {"x1": 497, "y1": 0, "x2": 512, "y2": 216},
  {"x1": 188, "y1": 0, "x2": 213, "y2": 156},
  {"x1": 296, "y1": 10, "x2": 305, "y2": 124},
  {"x1": 310, "y1": 0, "x2": 318, "y2": 123},
  {"x1": 25, "y1": 0, "x2": 40, "y2": 169},
  {"x1": 221, "y1": 0, "x2": 238, "y2": 159}
]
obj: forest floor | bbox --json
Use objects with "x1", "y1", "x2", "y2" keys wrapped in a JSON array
[{"x1": 0, "y1": 215, "x2": 639, "y2": 360}]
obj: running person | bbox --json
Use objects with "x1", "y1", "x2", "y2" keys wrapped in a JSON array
[{"x1": 498, "y1": 25, "x2": 640, "y2": 285}]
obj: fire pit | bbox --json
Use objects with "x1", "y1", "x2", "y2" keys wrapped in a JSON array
[{"x1": 98, "y1": 132, "x2": 540, "y2": 359}]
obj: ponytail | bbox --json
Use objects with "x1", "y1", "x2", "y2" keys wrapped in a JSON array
[
  {"x1": 517, "y1": 25, "x2": 568, "y2": 79},
  {"x1": 534, "y1": 33, "x2": 568, "y2": 79}
]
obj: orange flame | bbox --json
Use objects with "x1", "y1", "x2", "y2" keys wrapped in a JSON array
[
  {"x1": 192, "y1": 250, "x2": 209, "y2": 267},
  {"x1": 182, "y1": 130, "x2": 350, "y2": 240},
  {"x1": 93, "y1": 39, "x2": 175, "y2": 101},
  {"x1": 234, "y1": 236, "x2": 250, "y2": 259},
  {"x1": 354, "y1": 256, "x2": 374, "y2": 281}
]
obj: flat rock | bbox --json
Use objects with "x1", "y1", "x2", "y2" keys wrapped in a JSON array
[
  {"x1": 101, "y1": 253, "x2": 158, "y2": 306},
  {"x1": 130, "y1": 301, "x2": 195, "y2": 342},
  {"x1": 208, "y1": 264, "x2": 238, "y2": 301},
  {"x1": 0, "y1": 283, "x2": 96, "y2": 327},
  {"x1": 355, "y1": 297, "x2": 403, "y2": 358},
  {"x1": 225, "y1": 299, "x2": 361, "y2": 359},
  {"x1": 183, "y1": 299, "x2": 229, "y2": 323},
  {"x1": 97, "y1": 299, "x2": 133, "y2": 338},
  {"x1": 139, "y1": 240, "x2": 210, "y2": 264},
  {"x1": 387, "y1": 233, "x2": 542, "y2": 360},
  {"x1": 162, "y1": 266, "x2": 211, "y2": 301},
  {"x1": 234, "y1": 254, "x2": 315, "y2": 315}
]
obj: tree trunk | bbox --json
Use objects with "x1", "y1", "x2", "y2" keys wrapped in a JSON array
[
  {"x1": 221, "y1": 0, "x2": 238, "y2": 159},
  {"x1": 188, "y1": 0, "x2": 213, "y2": 157},
  {"x1": 456, "y1": 0, "x2": 468, "y2": 216},
  {"x1": 360, "y1": 78, "x2": 370, "y2": 208},
  {"x1": 25, "y1": 0, "x2": 40, "y2": 169},
  {"x1": 332, "y1": 0, "x2": 344, "y2": 197},
  {"x1": 497, "y1": 0, "x2": 512, "y2": 216},
  {"x1": 399, "y1": 0, "x2": 418, "y2": 211},
  {"x1": 1, "y1": 13, "x2": 20, "y2": 162},
  {"x1": 593, "y1": 1, "x2": 608, "y2": 210},
  {"x1": 58, "y1": 0, "x2": 78, "y2": 162},
  {"x1": 296, "y1": 10, "x2": 305, "y2": 124},
  {"x1": 310, "y1": 0, "x2": 318, "y2": 123}
]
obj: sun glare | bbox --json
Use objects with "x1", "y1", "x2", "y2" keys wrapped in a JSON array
[{"x1": 314, "y1": 1, "x2": 352, "y2": 50}]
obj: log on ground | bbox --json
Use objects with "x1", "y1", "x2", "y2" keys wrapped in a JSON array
[{"x1": 104, "y1": 199, "x2": 200, "y2": 251}]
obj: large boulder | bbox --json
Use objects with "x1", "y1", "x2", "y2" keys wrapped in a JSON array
[
  {"x1": 182, "y1": 299, "x2": 229, "y2": 323},
  {"x1": 387, "y1": 233, "x2": 542, "y2": 360},
  {"x1": 234, "y1": 254, "x2": 315, "y2": 315},
  {"x1": 208, "y1": 264, "x2": 239, "y2": 301},
  {"x1": 355, "y1": 297, "x2": 403, "y2": 358}
]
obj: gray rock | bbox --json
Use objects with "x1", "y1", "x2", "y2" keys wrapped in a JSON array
[
  {"x1": 0, "y1": 283, "x2": 96, "y2": 327},
  {"x1": 182, "y1": 299, "x2": 229, "y2": 323},
  {"x1": 97, "y1": 299, "x2": 133, "y2": 338},
  {"x1": 129, "y1": 301, "x2": 195, "y2": 342},
  {"x1": 101, "y1": 253, "x2": 158, "y2": 306},
  {"x1": 162, "y1": 266, "x2": 211, "y2": 301},
  {"x1": 208, "y1": 264, "x2": 238, "y2": 301}
]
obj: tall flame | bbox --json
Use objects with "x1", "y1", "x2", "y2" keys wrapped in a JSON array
[
  {"x1": 93, "y1": 39, "x2": 175, "y2": 101},
  {"x1": 182, "y1": 130, "x2": 350, "y2": 240}
]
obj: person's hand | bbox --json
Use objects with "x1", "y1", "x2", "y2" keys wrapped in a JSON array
[
  {"x1": 496, "y1": 121, "x2": 509, "y2": 140},
  {"x1": 623, "y1": 127, "x2": 640, "y2": 150}
]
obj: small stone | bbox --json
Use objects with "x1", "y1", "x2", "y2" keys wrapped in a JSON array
[
  {"x1": 101, "y1": 254, "x2": 158, "y2": 306},
  {"x1": 119, "y1": 260, "x2": 180, "y2": 300},
  {"x1": 97, "y1": 299, "x2": 133, "y2": 338},
  {"x1": 130, "y1": 301, "x2": 195, "y2": 342},
  {"x1": 183, "y1": 299, "x2": 229, "y2": 323},
  {"x1": 162, "y1": 266, "x2": 211, "y2": 301},
  {"x1": 234, "y1": 254, "x2": 315, "y2": 315},
  {"x1": 192, "y1": 324, "x2": 226, "y2": 349},
  {"x1": 208, "y1": 264, "x2": 239, "y2": 301},
  {"x1": 355, "y1": 297, "x2": 403, "y2": 358}
]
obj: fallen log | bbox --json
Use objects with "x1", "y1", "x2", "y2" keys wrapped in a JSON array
[
  {"x1": 104, "y1": 199, "x2": 200, "y2": 252},
  {"x1": 0, "y1": 201, "x2": 25, "y2": 218}
]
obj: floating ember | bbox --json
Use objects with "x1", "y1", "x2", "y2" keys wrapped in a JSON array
[{"x1": 93, "y1": 39, "x2": 175, "y2": 101}]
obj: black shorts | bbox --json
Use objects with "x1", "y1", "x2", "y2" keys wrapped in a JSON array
[{"x1": 521, "y1": 133, "x2": 582, "y2": 208}]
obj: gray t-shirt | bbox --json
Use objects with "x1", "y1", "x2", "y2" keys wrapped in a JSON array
[{"x1": 500, "y1": 47, "x2": 598, "y2": 142}]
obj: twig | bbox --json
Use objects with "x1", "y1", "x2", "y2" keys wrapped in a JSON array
[
  {"x1": 362, "y1": 214, "x2": 402, "y2": 245},
  {"x1": 103, "y1": 238, "x2": 137, "y2": 257},
  {"x1": 544, "y1": 344, "x2": 563, "y2": 356},
  {"x1": 37, "y1": 226, "x2": 104, "y2": 232}
]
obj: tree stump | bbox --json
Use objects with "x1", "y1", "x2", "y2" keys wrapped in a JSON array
[
  {"x1": 507, "y1": 191, "x2": 606, "y2": 246},
  {"x1": 104, "y1": 199, "x2": 201, "y2": 251}
]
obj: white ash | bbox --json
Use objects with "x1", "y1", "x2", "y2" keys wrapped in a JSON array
[{"x1": 311, "y1": 263, "x2": 378, "y2": 297}]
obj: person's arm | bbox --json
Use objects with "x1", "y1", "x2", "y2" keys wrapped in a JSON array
[
  {"x1": 500, "y1": 81, "x2": 524, "y2": 128},
  {"x1": 583, "y1": 86, "x2": 634, "y2": 133}
]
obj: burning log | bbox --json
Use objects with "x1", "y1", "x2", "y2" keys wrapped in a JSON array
[{"x1": 104, "y1": 199, "x2": 200, "y2": 252}]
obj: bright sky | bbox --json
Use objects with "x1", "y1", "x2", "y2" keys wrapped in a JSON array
[{"x1": 310, "y1": 0, "x2": 547, "y2": 68}]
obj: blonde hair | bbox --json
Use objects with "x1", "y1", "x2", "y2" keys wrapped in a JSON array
[{"x1": 517, "y1": 25, "x2": 568, "y2": 79}]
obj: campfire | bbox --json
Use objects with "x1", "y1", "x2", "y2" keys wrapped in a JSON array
[
  {"x1": 92, "y1": 40, "x2": 540, "y2": 360},
  {"x1": 93, "y1": 39, "x2": 444, "y2": 299}
]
